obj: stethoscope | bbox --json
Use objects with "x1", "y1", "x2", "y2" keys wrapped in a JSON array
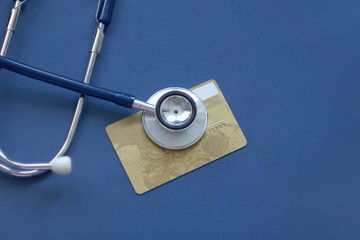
[{"x1": 0, "y1": 0, "x2": 208, "y2": 177}]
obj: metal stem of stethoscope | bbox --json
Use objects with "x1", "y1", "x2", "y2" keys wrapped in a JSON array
[{"x1": 0, "y1": 0, "x2": 116, "y2": 176}]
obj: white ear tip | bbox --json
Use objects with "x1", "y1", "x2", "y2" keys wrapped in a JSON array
[{"x1": 50, "y1": 156, "x2": 72, "y2": 175}]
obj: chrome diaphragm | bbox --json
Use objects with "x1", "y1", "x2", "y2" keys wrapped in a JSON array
[{"x1": 142, "y1": 87, "x2": 208, "y2": 150}]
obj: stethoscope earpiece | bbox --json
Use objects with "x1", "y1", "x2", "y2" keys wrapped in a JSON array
[{"x1": 50, "y1": 156, "x2": 72, "y2": 175}]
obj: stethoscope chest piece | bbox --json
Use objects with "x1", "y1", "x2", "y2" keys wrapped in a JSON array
[{"x1": 142, "y1": 87, "x2": 208, "y2": 150}]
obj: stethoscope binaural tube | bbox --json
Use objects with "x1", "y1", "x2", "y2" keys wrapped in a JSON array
[
  {"x1": 0, "y1": 0, "x2": 24, "y2": 57},
  {"x1": 0, "y1": 0, "x2": 117, "y2": 177}
]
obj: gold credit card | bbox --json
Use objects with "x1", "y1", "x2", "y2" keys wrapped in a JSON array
[{"x1": 106, "y1": 80, "x2": 247, "y2": 194}]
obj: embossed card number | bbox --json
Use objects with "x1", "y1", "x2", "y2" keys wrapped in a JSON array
[{"x1": 106, "y1": 80, "x2": 247, "y2": 194}]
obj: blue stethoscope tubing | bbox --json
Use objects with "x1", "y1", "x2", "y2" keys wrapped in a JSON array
[{"x1": 0, "y1": 56, "x2": 138, "y2": 109}]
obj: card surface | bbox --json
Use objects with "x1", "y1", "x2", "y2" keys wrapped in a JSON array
[{"x1": 106, "y1": 80, "x2": 247, "y2": 194}]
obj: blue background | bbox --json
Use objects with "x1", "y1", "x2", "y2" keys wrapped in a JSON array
[{"x1": 0, "y1": 0, "x2": 359, "y2": 239}]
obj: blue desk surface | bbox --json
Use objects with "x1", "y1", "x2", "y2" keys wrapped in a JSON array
[{"x1": 0, "y1": 1, "x2": 359, "y2": 239}]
